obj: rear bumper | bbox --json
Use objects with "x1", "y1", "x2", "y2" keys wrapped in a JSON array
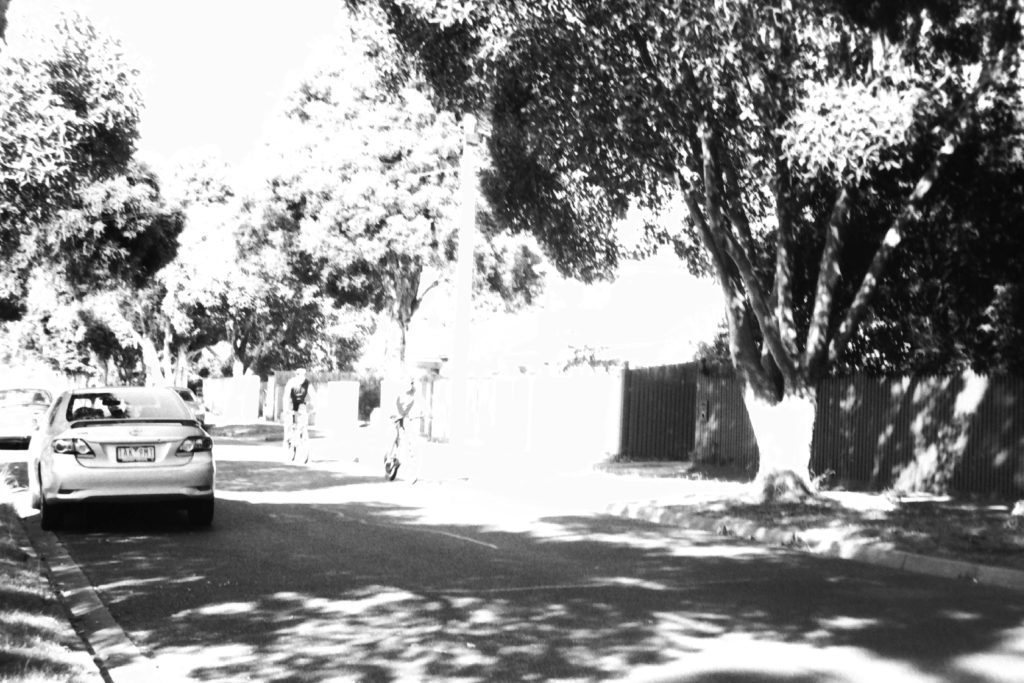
[{"x1": 42, "y1": 455, "x2": 215, "y2": 505}]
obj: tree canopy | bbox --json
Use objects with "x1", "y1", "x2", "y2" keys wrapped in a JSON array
[
  {"x1": 0, "y1": 10, "x2": 188, "y2": 383},
  {"x1": 0, "y1": 0, "x2": 9, "y2": 46},
  {"x1": 0, "y1": 10, "x2": 174, "y2": 318},
  {"x1": 253, "y1": 7, "x2": 545, "y2": 366}
]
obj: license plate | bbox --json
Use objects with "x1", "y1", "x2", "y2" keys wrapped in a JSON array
[{"x1": 116, "y1": 446, "x2": 155, "y2": 463}]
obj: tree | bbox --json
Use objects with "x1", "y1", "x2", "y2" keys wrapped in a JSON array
[
  {"x1": 206, "y1": 202, "x2": 349, "y2": 377},
  {"x1": 356, "y1": 0, "x2": 1023, "y2": 497},
  {"x1": 0, "y1": 0, "x2": 9, "y2": 45},
  {"x1": 157, "y1": 161, "x2": 256, "y2": 380},
  {"x1": 0, "y1": 10, "x2": 150, "y2": 316},
  {"x1": 3, "y1": 159, "x2": 185, "y2": 383},
  {"x1": 262, "y1": 20, "x2": 459, "y2": 364},
  {"x1": 259, "y1": 8, "x2": 545, "y2": 366}
]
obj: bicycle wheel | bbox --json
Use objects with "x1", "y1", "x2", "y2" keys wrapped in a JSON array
[
  {"x1": 384, "y1": 436, "x2": 400, "y2": 480},
  {"x1": 298, "y1": 428, "x2": 310, "y2": 464},
  {"x1": 284, "y1": 419, "x2": 296, "y2": 461},
  {"x1": 405, "y1": 450, "x2": 421, "y2": 483},
  {"x1": 384, "y1": 422, "x2": 403, "y2": 480}
]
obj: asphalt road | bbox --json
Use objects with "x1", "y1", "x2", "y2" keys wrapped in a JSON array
[{"x1": 13, "y1": 441, "x2": 1024, "y2": 682}]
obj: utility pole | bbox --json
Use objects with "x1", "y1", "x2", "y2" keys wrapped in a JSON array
[{"x1": 450, "y1": 114, "x2": 478, "y2": 447}]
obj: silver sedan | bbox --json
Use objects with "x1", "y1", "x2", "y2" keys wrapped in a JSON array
[{"x1": 27, "y1": 386, "x2": 216, "y2": 530}]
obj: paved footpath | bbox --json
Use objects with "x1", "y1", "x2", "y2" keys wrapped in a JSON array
[
  {"x1": 329, "y1": 438, "x2": 1024, "y2": 594},
  {"x1": 482, "y1": 461, "x2": 1024, "y2": 594}
]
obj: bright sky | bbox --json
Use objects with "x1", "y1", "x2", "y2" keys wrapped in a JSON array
[{"x1": 14, "y1": 0, "x2": 346, "y2": 170}]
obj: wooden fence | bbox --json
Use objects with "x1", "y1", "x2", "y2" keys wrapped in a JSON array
[
  {"x1": 812, "y1": 373, "x2": 1024, "y2": 497},
  {"x1": 620, "y1": 364, "x2": 1024, "y2": 497}
]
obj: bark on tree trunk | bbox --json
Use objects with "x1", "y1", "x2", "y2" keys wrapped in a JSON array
[
  {"x1": 139, "y1": 337, "x2": 165, "y2": 386},
  {"x1": 173, "y1": 347, "x2": 189, "y2": 386},
  {"x1": 744, "y1": 386, "x2": 817, "y2": 501},
  {"x1": 398, "y1": 323, "x2": 407, "y2": 363}
]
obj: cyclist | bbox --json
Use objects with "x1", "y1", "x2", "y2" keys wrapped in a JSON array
[
  {"x1": 384, "y1": 376, "x2": 419, "y2": 481},
  {"x1": 283, "y1": 368, "x2": 313, "y2": 463}
]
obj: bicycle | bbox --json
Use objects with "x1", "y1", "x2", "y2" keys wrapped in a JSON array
[
  {"x1": 383, "y1": 415, "x2": 420, "y2": 482},
  {"x1": 285, "y1": 405, "x2": 311, "y2": 464}
]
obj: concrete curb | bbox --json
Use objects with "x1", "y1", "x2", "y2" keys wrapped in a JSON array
[
  {"x1": 12, "y1": 504, "x2": 172, "y2": 683},
  {"x1": 1, "y1": 502, "x2": 105, "y2": 682},
  {"x1": 606, "y1": 501, "x2": 1024, "y2": 593}
]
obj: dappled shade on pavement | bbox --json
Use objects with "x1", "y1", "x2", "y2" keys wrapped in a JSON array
[{"x1": 40, "y1": 457, "x2": 1024, "y2": 682}]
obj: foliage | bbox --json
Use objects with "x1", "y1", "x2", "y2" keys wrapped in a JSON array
[
  {"x1": 53, "y1": 161, "x2": 183, "y2": 293},
  {"x1": 0, "y1": 158, "x2": 184, "y2": 383},
  {"x1": 474, "y1": 230, "x2": 547, "y2": 313},
  {"x1": 263, "y1": 22, "x2": 460, "y2": 363},
  {"x1": 256, "y1": 6, "x2": 545, "y2": 364},
  {"x1": 0, "y1": 0, "x2": 8, "y2": 44},
  {"x1": 163, "y1": 148, "x2": 236, "y2": 207},
  {"x1": 216, "y1": 202, "x2": 363, "y2": 376},
  {"x1": 845, "y1": 134, "x2": 1024, "y2": 375},
  {"x1": 0, "y1": 10, "x2": 153, "y2": 316}
]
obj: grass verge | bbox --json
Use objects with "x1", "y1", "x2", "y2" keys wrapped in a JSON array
[{"x1": 0, "y1": 463, "x2": 100, "y2": 683}]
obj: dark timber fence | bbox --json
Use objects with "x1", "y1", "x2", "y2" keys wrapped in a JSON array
[
  {"x1": 619, "y1": 365, "x2": 1024, "y2": 498},
  {"x1": 811, "y1": 373, "x2": 1024, "y2": 498},
  {"x1": 619, "y1": 363, "x2": 698, "y2": 461}
]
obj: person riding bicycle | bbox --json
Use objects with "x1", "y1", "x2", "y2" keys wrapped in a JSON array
[
  {"x1": 394, "y1": 377, "x2": 416, "y2": 430},
  {"x1": 385, "y1": 376, "x2": 418, "y2": 480},
  {"x1": 283, "y1": 368, "x2": 313, "y2": 462}
]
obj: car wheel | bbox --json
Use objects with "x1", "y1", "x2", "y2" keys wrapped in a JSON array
[
  {"x1": 39, "y1": 496, "x2": 62, "y2": 531},
  {"x1": 188, "y1": 499, "x2": 214, "y2": 528}
]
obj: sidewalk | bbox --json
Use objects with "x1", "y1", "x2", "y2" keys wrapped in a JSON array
[
  {"x1": 500, "y1": 461, "x2": 1024, "y2": 594},
  {"x1": 290, "y1": 427, "x2": 1024, "y2": 593},
  {"x1": 597, "y1": 478, "x2": 1024, "y2": 594}
]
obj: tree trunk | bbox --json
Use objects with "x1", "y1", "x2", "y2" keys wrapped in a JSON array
[
  {"x1": 743, "y1": 386, "x2": 817, "y2": 501},
  {"x1": 173, "y1": 347, "x2": 190, "y2": 386},
  {"x1": 160, "y1": 322, "x2": 174, "y2": 382},
  {"x1": 397, "y1": 321, "x2": 408, "y2": 363},
  {"x1": 139, "y1": 337, "x2": 165, "y2": 386}
]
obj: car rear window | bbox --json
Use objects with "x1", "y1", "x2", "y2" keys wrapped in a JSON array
[{"x1": 66, "y1": 389, "x2": 191, "y2": 421}]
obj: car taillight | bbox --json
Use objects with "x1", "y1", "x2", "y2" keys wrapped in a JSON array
[
  {"x1": 177, "y1": 436, "x2": 213, "y2": 455},
  {"x1": 53, "y1": 438, "x2": 95, "y2": 458}
]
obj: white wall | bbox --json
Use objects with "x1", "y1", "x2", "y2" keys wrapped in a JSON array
[{"x1": 204, "y1": 376, "x2": 261, "y2": 423}]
